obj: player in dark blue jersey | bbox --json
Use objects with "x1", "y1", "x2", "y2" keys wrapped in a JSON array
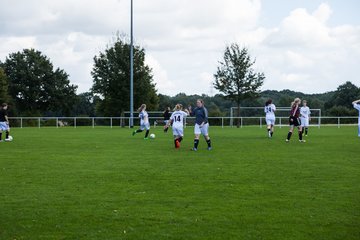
[{"x1": 188, "y1": 99, "x2": 212, "y2": 151}]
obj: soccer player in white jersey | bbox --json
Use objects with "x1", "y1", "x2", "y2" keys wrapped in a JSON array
[
  {"x1": 352, "y1": 99, "x2": 360, "y2": 137},
  {"x1": 164, "y1": 104, "x2": 189, "y2": 148},
  {"x1": 132, "y1": 104, "x2": 150, "y2": 139},
  {"x1": 264, "y1": 99, "x2": 276, "y2": 138},
  {"x1": 300, "y1": 100, "x2": 311, "y2": 136}
]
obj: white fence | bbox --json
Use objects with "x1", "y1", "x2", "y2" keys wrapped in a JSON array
[{"x1": 8, "y1": 116, "x2": 359, "y2": 129}]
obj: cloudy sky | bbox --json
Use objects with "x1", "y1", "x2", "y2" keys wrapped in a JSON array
[{"x1": 0, "y1": 0, "x2": 359, "y2": 96}]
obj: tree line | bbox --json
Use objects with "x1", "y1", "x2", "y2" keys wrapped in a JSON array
[{"x1": 0, "y1": 37, "x2": 359, "y2": 119}]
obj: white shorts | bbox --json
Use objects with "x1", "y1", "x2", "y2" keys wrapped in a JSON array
[
  {"x1": 172, "y1": 126, "x2": 184, "y2": 137},
  {"x1": 265, "y1": 117, "x2": 275, "y2": 126},
  {"x1": 0, "y1": 122, "x2": 9, "y2": 131},
  {"x1": 300, "y1": 117, "x2": 309, "y2": 127},
  {"x1": 194, "y1": 123, "x2": 209, "y2": 136},
  {"x1": 140, "y1": 122, "x2": 150, "y2": 131}
]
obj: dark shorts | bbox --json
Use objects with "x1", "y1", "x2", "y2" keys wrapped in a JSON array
[{"x1": 289, "y1": 116, "x2": 301, "y2": 127}]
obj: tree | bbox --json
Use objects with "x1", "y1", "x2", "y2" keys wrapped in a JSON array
[
  {"x1": 91, "y1": 36, "x2": 158, "y2": 117},
  {"x1": 0, "y1": 67, "x2": 10, "y2": 104},
  {"x1": 214, "y1": 44, "x2": 265, "y2": 127},
  {"x1": 2, "y1": 49, "x2": 78, "y2": 116},
  {"x1": 71, "y1": 92, "x2": 98, "y2": 117},
  {"x1": 325, "y1": 81, "x2": 360, "y2": 111}
]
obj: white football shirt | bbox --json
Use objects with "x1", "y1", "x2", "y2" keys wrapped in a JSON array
[
  {"x1": 264, "y1": 104, "x2": 276, "y2": 118},
  {"x1": 139, "y1": 110, "x2": 149, "y2": 125},
  {"x1": 300, "y1": 106, "x2": 311, "y2": 118},
  {"x1": 170, "y1": 110, "x2": 187, "y2": 128}
]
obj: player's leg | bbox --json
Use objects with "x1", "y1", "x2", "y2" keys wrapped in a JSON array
[
  {"x1": 286, "y1": 125, "x2": 294, "y2": 142},
  {"x1": 0, "y1": 123, "x2": 5, "y2": 141},
  {"x1": 298, "y1": 126, "x2": 304, "y2": 142},
  {"x1": 177, "y1": 128, "x2": 184, "y2": 143},
  {"x1": 192, "y1": 124, "x2": 201, "y2": 151},
  {"x1": 173, "y1": 127, "x2": 181, "y2": 148},
  {"x1": 133, "y1": 126, "x2": 143, "y2": 136},
  {"x1": 201, "y1": 124, "x2": 211, "y2": 150},
  {"x1": 3, "y1": 124, "x2": 10, "y2": 141},
  {"x1": 286, "y1": 117, "x2": 294, "y2": 141},
  {"x1": 304, "y1": 119, "x2": 309, "y2": 136},
  {"x1": 301, "y1": 118, "x2": 305, "y2": 134},
  {"x1": 174, "y1": 136, "x2": 180, "y2": 148},
  {"x1": 144, "y1": 124, "x2": 150, "y2": 139},
  {"x1": 270, "y1": 119, "x2": 275, "y2": 137},
  {"x1": 297, "y1": 118, "x2": 304, "y2": 142},
  {"x1": 164, "y1": 120, "x2": 169, "y2": 133}
]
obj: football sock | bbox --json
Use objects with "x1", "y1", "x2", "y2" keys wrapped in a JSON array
[
  {"x1": 194, "y1": 139, "x2": 199, "y2": 149},
  {"x1": 270, "y1": 131, "x2": 273, "y2": 137},
  {"x1": 287, "y1": 132, "x2": 292, "y2": 140},
  {"x1": 0, "y1": 132, "x2": 2, "y2": 140},
  {"x1": 206, "y1": 139, "x2": 211, "y2": 148},
  {"x1": 302, "y1": 128, "x2": 304, "y2": 134},
  {"x1": 298, "y1": 131, "x2": 303, "y2": 140},
  {"x1": 145, "y1": 130, "x2": 149, "y2": 138},
  {"x1": 305, "y1": 128, "x2": 308, "y2": 135},
  {"x1": 178, "y1": 136, "x2": 183, "y2": 142},
  {"x1": 5, "y1": 131, "x2": 9, "y2": 139},
  {"x1": 174, "y1": 139, "x2": 178, "y2": 148},
  {"x1": 136, "y1": 129, "x2": 143, "y2": 133}
]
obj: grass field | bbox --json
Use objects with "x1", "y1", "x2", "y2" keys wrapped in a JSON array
[{"x1": 0, "y1": 126, "x2": 359, "y2": 240}]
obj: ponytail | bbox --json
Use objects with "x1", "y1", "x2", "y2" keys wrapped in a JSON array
[{"x1": 137, "y1": 104, "x2": 146, "y2": 112}]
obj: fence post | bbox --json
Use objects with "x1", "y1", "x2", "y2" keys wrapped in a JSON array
[
  {"x1": 92, "y1": 118, "x2": 94, "y2": 128},
  {"x1": 259, "y1": 117, "x2": 262, "y2": 128},
  {"x1": 241, "y1": 117, "x2": 243, "y2": 128},
  {"x1": 38, "y1": 118, "x2": 41, "y2": 128},
  {"x1": 318, "y1": 116, "x2": 321, "y2": 128},
  {"x1": 338, "y1": 117, "x2": 340, "y2": 128},
  {"x1": 56, "y1": 118, "x2": 59, "y2": 128},
  {"x1": 221, "y1": 117, "x2": 224, "y2": 128},
  {"x1": 21, "y1": 118, "x2": 23, "y2": 128},
  {"x1": 74, "y1": 117, "x2": 76, "y2": 128},
  {"x1": 110, "y1": 118, "x2": 113, "y2": 128}
]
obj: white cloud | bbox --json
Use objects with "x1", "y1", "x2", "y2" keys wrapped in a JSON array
[{"x1": 0, "y1": 0, "x2": 359, "y2": 96}]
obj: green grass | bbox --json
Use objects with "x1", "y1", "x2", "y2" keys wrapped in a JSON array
[{"x1": 0, "y1": 126, "x2": 359, "y2": 240}]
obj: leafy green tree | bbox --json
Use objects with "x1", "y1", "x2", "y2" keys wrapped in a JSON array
[
  {"x1": 0, "y1": 67, "x2": 10, "y2": 104},
  {"x1": 214, "y1": 44, "x2": 265, "y2": 127},
  {"x1": 71, "y1": 92, "x2": 98, "y2": 117},
  {"x1": 91, "y1": 36, "x2": 158, "y2": 116},
  {"x1": 325, "y1": 81, "x2": 360, "y2": 111},
  {"x1": 2, "y1": 49, "x2": 78, "y2": 116}
]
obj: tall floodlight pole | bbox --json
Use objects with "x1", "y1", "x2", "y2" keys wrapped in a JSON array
[{"x1": 130, "y1": 0, "x2": 134, "y2": 128}]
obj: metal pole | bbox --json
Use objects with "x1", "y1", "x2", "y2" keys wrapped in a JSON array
[{"x1": 129, "y1": 0, "x2": 134, "y2": 128}]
